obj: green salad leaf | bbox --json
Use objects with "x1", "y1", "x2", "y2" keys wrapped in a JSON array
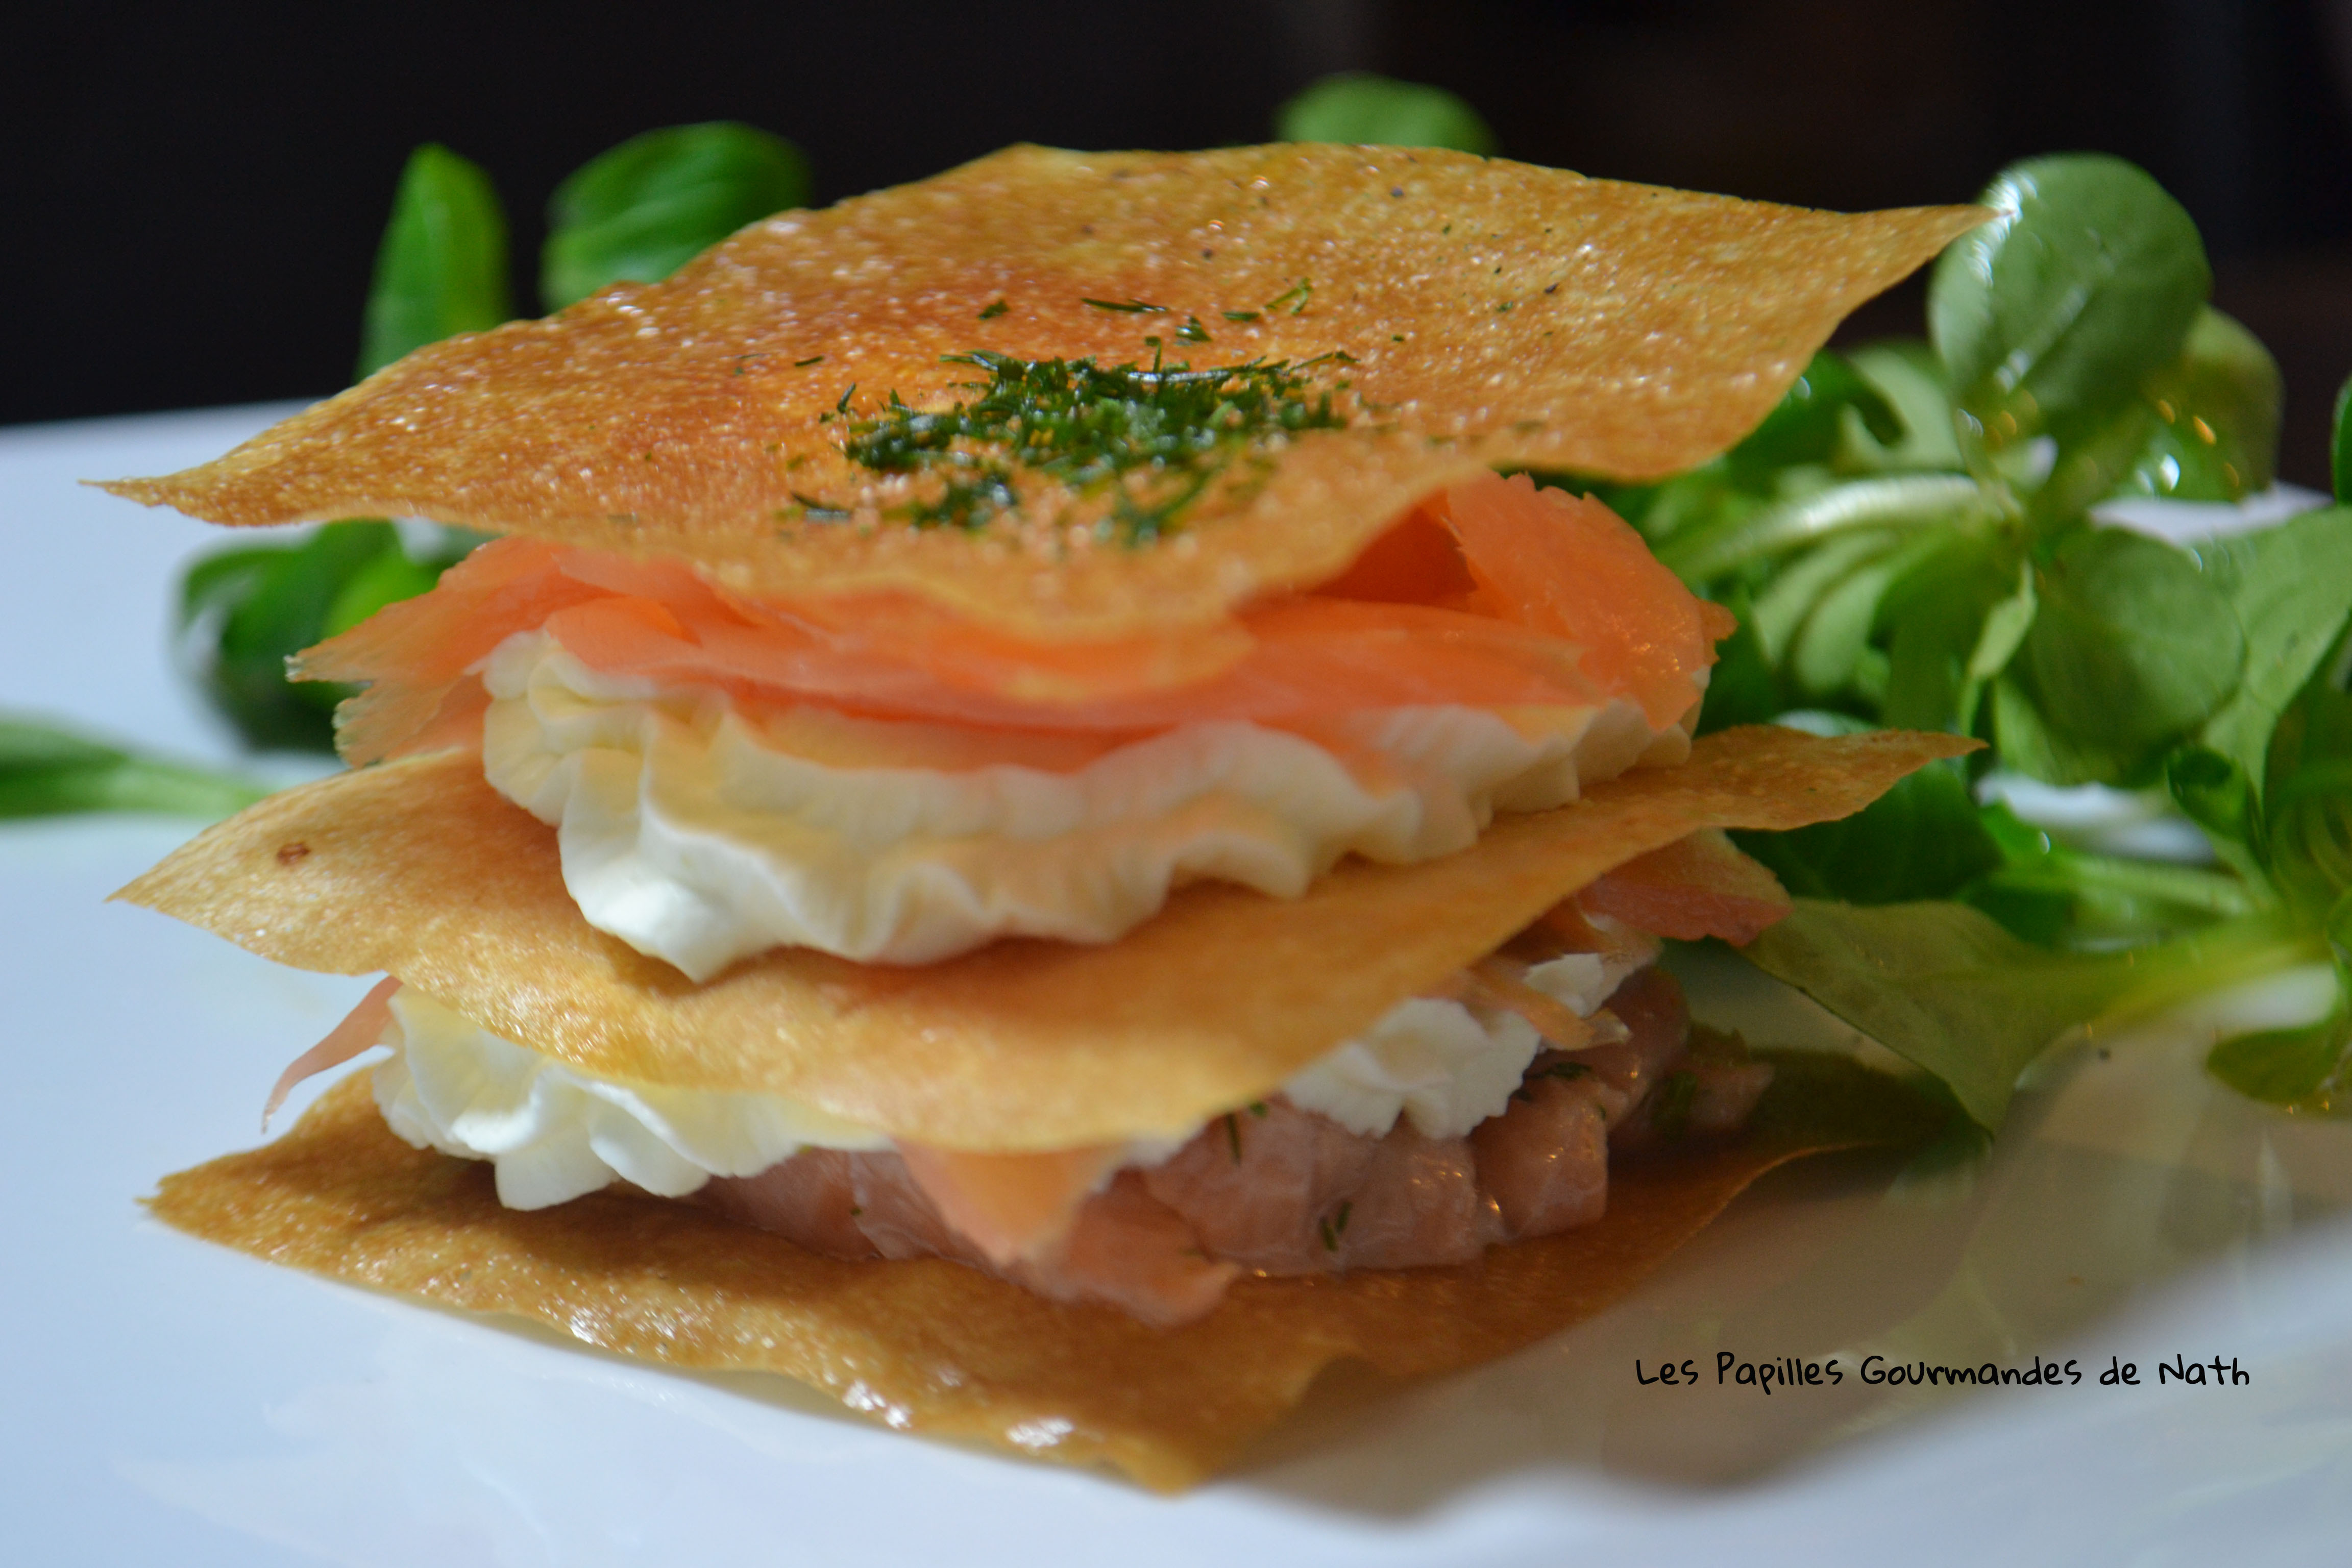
[
  {"x1": 2187, "y1": 504, "x2": 2352, "y2": 799},
  {"x1": 1745, "y1": 899, "x2": 2313, "y2": 1130},
  {"x1": 2114, "y1": 308, "x2": 2282, "y2": 502},
  {"x1": 2005, "y1": 527, "x2": 2245, "y2": 786},
  {"x1": 1275, "y1": 73, "x2": 1497, "y2": 154},
  {"x1": 1, "y1": 716, "x2": 267, "y2": 820},
  {"x1": 1928, "y1": 155, "x2": 2209, "y2": 472},
  {"x1": 1964, "y1": 803, "x2": 2265, "y2": 947},
  {"x1": 2260, "y1": 647, "x2": 2352, "y2": 923},
  {"x1": 2208, "y1": 1001, "x2": 2351, "y2": 1107},
  {"x1": 178, "y1": 521, "x2": 475, "y2": 750},
  {"x1": 1733, "y1": 752, "x2": 2001, "y2": 908},
  {"x1": 356, "y1": 144, "x2": 513, "y2": 379},
  {"x1": 1585, "y1": 149, "x2": 2351, "y2": 1121},
  {"x1": 2333, "y1": 374, "x2": 2352, "y2": 504},
  {"x1": 1692, "y1": 588, "x2": 1783, "y2": 733},
  {"x1": 1722, "y1": 352, "x2": 1905, "y2": 478},
  {"x1": 1742, "y1": 899, "x2": 2140, "y2": 1130},
  {"x1": 542, "y1": 122, "x2": 811, "y2": 311}
]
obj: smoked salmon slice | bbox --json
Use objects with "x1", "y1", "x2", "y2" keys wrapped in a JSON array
[
  {"x1": 298, "y1": 475, "x2": 1726, "y2": 765},
  {"x1": 895, "y1": 1142, "x2": 1125, "y2": 1266},
  {"x1": 1579, "y1": 827, "x2": 1793, "y2": 944}
]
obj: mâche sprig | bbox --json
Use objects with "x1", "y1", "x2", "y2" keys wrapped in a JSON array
[
  {"x1": 1575, "y1": 153, "x2": 2352, "y2": 1121},
  {"x1": 0, "y1": 715, "x2": 266, "y2": 820}
]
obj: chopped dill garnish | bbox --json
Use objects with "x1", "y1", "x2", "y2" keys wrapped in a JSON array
[
  {"x1": 1246, "y1": 1100, "x2": 1268, "y2": 1117},
  {"x1": 977, "y1": 299, "x2": 1010, "y2": 320},
  {"x1": 1264, "y1": 278, "x2": 1312, "y2": 315},
  {"x1": 793, "y1": 354, "x2": 825, "y2": 367},
  {"x1": 1318, "y1": 1200, "x2": 1353, "y2": 1252},
  {"x1": 1651, "y1": 1069, "x2": 1699, "y2": 1141},
  {"x1": 1175, "y1": 315, "x2": 1212, "y2": 344},
  {"x1": 1220, "y1": 309, "x2": 1261, "y2": 323},
  {"x1": 1081, "y1": 297, "x2": 1168, "y2": 313},
  {"x1": 1512, "y1": 1059, "x2": 1593, "y2": 1103},
  {"x1": 788, "y1": 490, "x2": 851, "y2": 521},
  {"x1": 826, "y1": 347, "x2": 1352, "y2": 543},
  {"x1": 1224, "y1": 1112, "x2": 1243, "y2": 1162}
]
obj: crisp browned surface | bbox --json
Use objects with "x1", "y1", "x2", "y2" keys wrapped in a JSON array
[
  {"x1": 118, "y1": 725, "x2": 1970, "y2": 1150},
  {"x1": 105, "y1": 145, "x2": 1981, "y2": 639},
  {"x1": 150, "y1": 1058, "x2": 1935, "y2": 1489}
]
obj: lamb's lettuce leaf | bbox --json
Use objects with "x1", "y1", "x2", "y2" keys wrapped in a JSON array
[
  {"x1": 2208, "y1": 997, "x2": 2352, "y2": 1107},
  {"x1": 1276, "y1": 73, "x2": 1497, "y2": 154},
  {"x1": 356, "y1": 144, "x2": 512, "y2": 380},
  {"x1": 2333, "y1": 374, "x2": 2352, "y2": 505},
  {"x1": 1, "y1": 716, "x2": 267, "y2": 820},
  {"x1": 1929, "y1": 155, "x2": 2209, "y2": 474},
  {"x1": 2188, "y1": 504, "x2": 2352, "y2": 799},
  {"x1": 178, "y1": 521, "x2": 474, "y2": 751},
  {"x1": 1744, "y1": 899, "x2": 2315, "y2": 1130},
  {"x1": 542, "y1": 122, "x2": 810, "y2": 310},
  {"x1": 2112, "y1": 308, "x2": 2282, "y2": 502},
  {"x1": 2004, "y1": 527, "x2": 2245, "y2": 786}
]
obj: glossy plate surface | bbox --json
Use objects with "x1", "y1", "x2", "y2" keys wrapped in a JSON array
[{"x1": 4, "y1": 409, "x2": 2349, "y2": 1566}]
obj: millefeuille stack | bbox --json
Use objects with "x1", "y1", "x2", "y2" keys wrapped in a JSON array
[{"x1": 106, "y1": 144, "x2": 1979, "y2": 1488}]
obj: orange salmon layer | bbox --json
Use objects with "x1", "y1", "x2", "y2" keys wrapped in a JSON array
[{"x1": 300, "y1": 474, "x2": 1736, "y2": 765}]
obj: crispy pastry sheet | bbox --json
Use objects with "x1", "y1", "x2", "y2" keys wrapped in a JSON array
[
  {"x1": 118, "y1": 725, "x2": 1969, "y2": 1150},
  {"x1": 106, "y1": 145, "x2": 1981, "y2": 638},
  {"x1": 150, "y1": 1056, "x2": 1940, "y2": 1490}
]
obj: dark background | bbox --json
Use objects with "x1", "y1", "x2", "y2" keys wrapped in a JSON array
[{"x1": 10, "y1": 0, "x2": 2352, "y2": 482}]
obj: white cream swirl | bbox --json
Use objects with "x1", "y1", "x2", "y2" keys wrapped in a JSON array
[
  {"x1": 373, "y1": 951, "x2": 1653, "y2": 1211},
  {"x1": 1280, "y1": 941, "x2": 1654, "y2": 1138},
  {"x1": 372, "y1": 988, "x2": 887, "y2": 1211},
  {"x1": 480, "y1": 630, "x2": 1686, "y2": 979}
]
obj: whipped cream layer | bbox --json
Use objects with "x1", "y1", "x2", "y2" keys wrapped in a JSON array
[
  {"x1": 1284, "y1": 941, "x2": 1652, "y2": 1137},
  {"x1": 481, "y1": 630, "x2": 1687, "y2": 978},
  {"x1": 374, "y1": 943, "x2": 1657, "y2": 1211},
  {"x1": 374, "y1": 988, "x2": 890, "y2": 1211}
]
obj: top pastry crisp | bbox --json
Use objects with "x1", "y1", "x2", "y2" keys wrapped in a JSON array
[{"x1": 108, "y1": 143, "x2": 1981, "y2": 632}]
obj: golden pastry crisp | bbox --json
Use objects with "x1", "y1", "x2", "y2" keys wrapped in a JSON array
[
  {"x1": 150, "y1": 1056, "x2": 1940, "y2": 1491},
  {"x1": 103, "y1": 144, "x2": 1982, "y2": 639},
  {"x1": 118, "y1": 725, "x2": 1969, "y2": 1152}
]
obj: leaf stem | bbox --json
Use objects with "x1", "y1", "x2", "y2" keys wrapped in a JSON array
[{"x1": 1661, "y1": 474, "x2": 1997, "y2": 580}]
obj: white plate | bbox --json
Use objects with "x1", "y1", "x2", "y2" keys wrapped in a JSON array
[{"x1": 5, "y1": 409, "x2": 2350, "y2": 1567}]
